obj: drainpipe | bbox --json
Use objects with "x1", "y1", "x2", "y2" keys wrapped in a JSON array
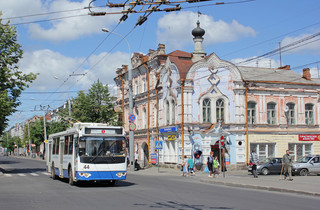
[
  {"x1": 245, "y1": 82, "x2": 249, "y2": 164},
  {"x1": 181, "y1": 79, "x2": 185, "y2": 162},
  {"x1": 144, "y1": 64, "x2": 150, "y2": 163}
]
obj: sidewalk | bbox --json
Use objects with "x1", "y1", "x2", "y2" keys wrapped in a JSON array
[{"x1": 128, "y1": 166, "x2": 320, "y2": 197}]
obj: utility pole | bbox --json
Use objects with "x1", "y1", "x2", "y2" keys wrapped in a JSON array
[
  {"x1": 279, "y1": 42, "x2": 282, "y2": 67},
  {"x1": 28, "y1": 122, "x2": 31, "y2": 156}
]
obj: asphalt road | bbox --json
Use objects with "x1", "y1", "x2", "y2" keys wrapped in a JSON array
[{"x1": 1, "y1": 156, "x2": 319, "y2": 210}]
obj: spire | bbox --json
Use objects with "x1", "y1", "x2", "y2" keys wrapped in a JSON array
[{"x1": 192, "y1": 20, "x2": 206, "y2": 63}]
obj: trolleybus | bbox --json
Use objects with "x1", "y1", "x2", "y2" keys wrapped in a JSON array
[{"x1": 46, "y1": 123, "x2": 127, "y2": 185}]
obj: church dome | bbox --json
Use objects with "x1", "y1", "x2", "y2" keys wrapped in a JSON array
[{"x1": 192, "y1": 21, "x2": 205, "y2": 38}]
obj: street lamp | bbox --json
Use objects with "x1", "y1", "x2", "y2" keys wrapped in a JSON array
[{"x1": 102, "y1": 28, "x2": 135, "y2": 171}]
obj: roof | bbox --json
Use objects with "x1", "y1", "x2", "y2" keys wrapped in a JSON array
[
  {"x1": 167, "y1": 50, "x2": 193, "y2": 80},
  {"x1": 237, "y1": 66, "x2": 320, "y2": 85}
]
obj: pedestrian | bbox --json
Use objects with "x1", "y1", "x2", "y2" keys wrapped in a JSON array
[
  {"x1": 250, "y1": 149, "x2": 259, "y2": 178},
  {"x1": 282, "y1": 150, "x2": 293, "y2": 181},
  {"x1": 207, "y1": 151, "x2": 214, "y2": 177},
  {"x1": 187, "y1": 156, "x2": 194, "y2": 176},
  {"x1": 213, "y1": 156, "x2": 220, "y2": 178},
  {"x1": 182, "y1": 155, "x2": 188, "y2": 176}
]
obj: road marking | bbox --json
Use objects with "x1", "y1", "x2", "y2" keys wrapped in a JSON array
[
  {"x1": 4, "y1": 174, "x2": 12, "y2": 177},
  {"x1": 41, "y1": 172, "x2": 50, "y2": 176},
  {"x1": 18, "y1": 173, "x2": 26, "y2": 176},
  {"x1": 30, "y1": 173, "x2": 39, "y2": 176}
]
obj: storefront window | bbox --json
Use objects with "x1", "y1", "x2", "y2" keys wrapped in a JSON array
[
  {"x1": 250, "y1": 143, "x2": 275, "y2": 159},
  {"x1": 289, "y1": 143, "x2": 312, "y2": 161}
]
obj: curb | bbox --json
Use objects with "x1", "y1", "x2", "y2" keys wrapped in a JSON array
[{"x1": 199, "y1": 178, "x2": 320, "y2": 197}]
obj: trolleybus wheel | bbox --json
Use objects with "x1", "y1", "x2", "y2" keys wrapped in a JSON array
[
  {"x1": 68, "y1": 168, "x2": 74, "y2": 185},
  {"x1": 51, "y1": 164, "x2": 56, "y2": 180}
]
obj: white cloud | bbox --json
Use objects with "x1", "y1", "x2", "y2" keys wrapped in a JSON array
[
  {"x1": 281, "y1": 32, "x2": 320, "y2": 55},
  {"x1": 157, "y1": 11, "x2": 256, "y2": 50},
  {"x1": 19, "y1": 49, "x2": 129, "y2": 91},
  {"x1": 310, "y1": 67, "x2": 320, "y2": 78},
  {"x1": 0, "y1": 0, "x2": 44, "y2": 20},
  {"x1": 231, "y1": 57, "x2": 279, "y2": 68},
  {"x1": 28, "y1": 0, "x2": 121, "y2": 42},
  {"x1": 0, "y1": 0, "x2": 121, "y2": 41}
]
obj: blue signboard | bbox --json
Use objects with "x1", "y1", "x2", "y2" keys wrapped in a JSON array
[
  {"x1": 160, "y1": 126, "x2": 178, "y2": 133},
  {"x1": 155, "y1": 141, "x2": 163, "y2": 150}
]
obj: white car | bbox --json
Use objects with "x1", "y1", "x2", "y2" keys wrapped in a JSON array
[{"x1": 292, "y1": 155, "x2": 320, "y2": 176}]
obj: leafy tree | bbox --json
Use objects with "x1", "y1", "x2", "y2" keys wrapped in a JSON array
[
  {"x1": 23, "y1": 119, "x2": 69, "y2": 148},
  {"x1": 0, "y1": 14, "x2": 38, "y2": 135},
  {"x1": 0, "y1": 133, "x2": 22, "y2": 152},
  {"x1": 71, "y1": 80, "x2": 121, "y2": 125}
]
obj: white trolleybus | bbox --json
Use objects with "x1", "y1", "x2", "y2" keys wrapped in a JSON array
[{"x1": 46, "y1": 123, "x2": 127, "y2": 185}]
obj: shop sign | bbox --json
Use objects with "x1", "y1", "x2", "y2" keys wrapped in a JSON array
[{"x1": 299, "y1": 134, "x2": 320, "y2": 141}]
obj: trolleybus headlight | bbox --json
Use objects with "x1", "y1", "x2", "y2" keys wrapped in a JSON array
[{"x1": 116, "y1": 172, "x2": 126, "y2": 177}]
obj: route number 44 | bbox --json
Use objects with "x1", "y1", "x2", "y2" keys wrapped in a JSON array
[{"x1": 84, "y1": 165, "x2": 90, "y2": 169}]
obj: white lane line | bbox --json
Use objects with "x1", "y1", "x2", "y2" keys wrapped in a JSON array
[
  {"x1": 41, "y1": 172, "x2": 50, "y2": 176},
  {"x1": 18, "y1": 173, "x2": 26, "y2": 176},
  {"x1": 30, "y1": 173, "x2": 39, "y2": 176},
  {"x1": 4, "y1": 174, "x2": 12, "y2": 177}
]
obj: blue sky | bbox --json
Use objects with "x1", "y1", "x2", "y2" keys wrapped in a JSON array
[{"x1": 1, "y1": 0, "x2": 320, "y2": 129}]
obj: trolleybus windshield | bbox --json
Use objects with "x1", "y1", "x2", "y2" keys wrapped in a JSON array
[{"x1": 79, "y1": 136, "x2": 125, "y2": 158}]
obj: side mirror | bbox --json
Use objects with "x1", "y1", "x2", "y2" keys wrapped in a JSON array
[{"x1": 310, "y1": 160, "x2": 314, "y2": 164}]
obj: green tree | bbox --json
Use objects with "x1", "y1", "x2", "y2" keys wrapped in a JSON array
[
  {"x1": 24, "y1": 119, "x2": 69, "y2": 148},
  {"x1": 0, "y1": 15, "x2": 38, "y2": 135},
  {"x1": 71, "y1": 80, "x2": 121, "y2": 125}
]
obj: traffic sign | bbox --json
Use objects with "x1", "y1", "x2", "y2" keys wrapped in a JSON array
[
  {"x1": 129, "y1": 114, "x2": 136, "y2": 122},
  {"x1": 220, "y1": 136, "x2": 225, "y2": 146},
  {"x1": 168, "y1": 135, "x2": 176, "y2": 141},
  {"x1": 155, "y1": 141, "x2": 163, "y2": 150},
  {"x1": 129, "y1": 123, "x2": 136, "y2": 131}
]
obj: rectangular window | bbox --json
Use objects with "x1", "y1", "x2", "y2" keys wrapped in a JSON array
[
  {"x1": 305, "y1": 104, "x2": 314, "y2": 125},
  {"x1": 267, "y1": 103, "x2": 276, "y2": 125},
  {"x1": 64, "y1": 136, "x2": 69, "y2": 155},
  {"x1": 69, "y1": 135, "x2": 73, "y2": 154},
  {"x1": 247, "y1": 102, "x2": 256, "y2": 124},
  {"x1": 289, "y1": 143, "x2": 313, "y2": 161},
  {"x1": 250, "y1": 143, "x2": 275, "y2": 159}
]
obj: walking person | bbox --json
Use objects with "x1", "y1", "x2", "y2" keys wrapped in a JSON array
[
  {"x1": 182, "y1": 155, "x2": 188, "y2": 176},
  {"x1": 213, "y1": 156, "x2": 220, "y2": 178},
  {"x1": 250, "y1": 149, "x2": 259, "y2": 178},
  {"x1": 207, "y1": 151, "x2": 214, "y2": 177},
  {"x1": 187, "y1": 156, "x2": 194, "y2": 176},
  {"x1": 282, "y1": 150, "x2": 293, "y2": 181}
]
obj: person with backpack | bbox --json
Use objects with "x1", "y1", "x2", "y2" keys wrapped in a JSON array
[
  {"x1": 250, "y1": 149, "x2": 259, "y2": 178},
  {"x1": 213, "y1": 156, "x2": 220, "y2": 177},
  {"x1": 207, "y1": 151, "x2": 214, "y2": 177}
]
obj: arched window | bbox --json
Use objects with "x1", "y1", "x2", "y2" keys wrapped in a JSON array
[
  {"x1": 142, "y1": 78, "x2": 146, "y2": 93},
  {"x1": 142, "y1": 108, "x2": 147, "y2": 129},
  {"x1": 305, "y1": 103, "x2": 314, "y2": 125},
  {"x1": 154, "y1": 104, "x2": 157, "y2": 128},
  {"x1": 166, "y1": 100, "x2": 170, "y2": 125},
  {"x1": 247, "y1": 101, "x2": 256, "y2": 124},
  {"x1": 267, "y1": 102, "x2": 277, "y2": 125},
  {"x1": 171, "y1": 99, "x2": 175, "y2": 124},
  {"x1": 134, "y1": 81, "x2": 138, "y2": 95},
  {"x1": 203, "y1": 98, "x2": 211, "y2": 123},
  {"x1": 286, "y1": 103, "x2": 295, "y2": 125},
  {"x1": 216, "y1": 99, "x2": 225, "y2": 122}
]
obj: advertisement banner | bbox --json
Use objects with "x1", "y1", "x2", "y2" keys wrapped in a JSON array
[{"x1": 299, "y1": 134, "x2": 320, "y2": 141}]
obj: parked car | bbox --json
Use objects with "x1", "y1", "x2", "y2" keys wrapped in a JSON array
[
  {"x1": 248, "y1": 157, "x2": 283, "y2": 175},
  {"x1": 292, "y1": 155, "x2": 320, "y2": 176}
]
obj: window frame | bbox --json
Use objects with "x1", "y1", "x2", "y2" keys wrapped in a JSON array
[
  {"x1": 247, "y1": 101, "x2": 256, "y2": 124},
  {"x1": 267, "y1": 102, "x2": 277, "y2": 125}
]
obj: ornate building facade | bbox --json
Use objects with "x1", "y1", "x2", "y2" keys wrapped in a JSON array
[{"x1": 114, "y1": 21, "x2": 320, "y2": 169}]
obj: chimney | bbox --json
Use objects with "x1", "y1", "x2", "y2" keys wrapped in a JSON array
[
  {"x1": 302, "y1": 68, "x2": 311, "y2": 80},
  {"x1": 158, "y1": 44, "x2": 165, "y2": 55},
  {"x1": 278, "y1": 65, "x2": 291, "y2": 70}
]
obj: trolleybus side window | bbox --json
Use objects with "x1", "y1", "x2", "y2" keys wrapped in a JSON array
[
  {"x1": 69, "y1": 135, "x2": 73, "y2": 154},
  {"x1": 64, "y1": 136, "x2": 69, "y2": 155}
]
